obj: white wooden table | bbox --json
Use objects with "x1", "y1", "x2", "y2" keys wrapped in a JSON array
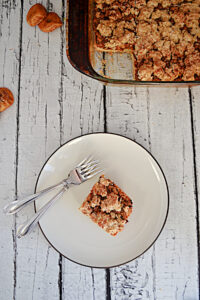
[{"x1": 0, "y1": 1, "x2": 200, "y2": 299}]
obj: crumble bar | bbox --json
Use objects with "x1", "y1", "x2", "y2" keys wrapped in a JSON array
[
  {"x1": 93, "y1": 0, "x2": 200, "y2": 81},
  {"x1": 79, "y1": 175, "x2": 132, "y2": 236}
]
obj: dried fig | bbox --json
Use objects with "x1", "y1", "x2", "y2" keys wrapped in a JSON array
[
  {"x1": 27, "y1": 4, "x2": 47, "y2": 27},
  {"x1": 0, "y1": 88, "x2": 14, "y2": 112},
  {"x1": 38, "y1": 12, "x2": 62, "y2": 32}
]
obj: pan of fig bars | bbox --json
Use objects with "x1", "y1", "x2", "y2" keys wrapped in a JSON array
[{"x1": 66, "y1": 0, "x2": 200, "y2": 86}]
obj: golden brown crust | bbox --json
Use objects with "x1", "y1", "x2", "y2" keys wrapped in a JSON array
[
  {"x1": 38, "y1": 12, "x2": 62, "y2": 33},
  {"x1": 93, "y1": 0, "x2": 200, "y2": 81},
  {"x1": 0, "y1": 88, "x2": 14, "y2": 112},
  {"x1": 26, "y1": 4, "x2": 47, "y2": 27},
  {"x1": 79, "y1": 175, "x2": 133, "y2": 236}
]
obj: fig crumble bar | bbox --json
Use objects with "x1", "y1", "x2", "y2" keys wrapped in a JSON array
[
  {"x1": 93, "y1": 0, "x2": 200, "y2": 81},
  {"x1": 79, "y1": 175, "x2": 132, "y2": 236}
]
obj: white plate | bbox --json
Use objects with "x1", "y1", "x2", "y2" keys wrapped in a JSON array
[{"x1": 35, "y1": 133, "x2": 169, "y2": 268}]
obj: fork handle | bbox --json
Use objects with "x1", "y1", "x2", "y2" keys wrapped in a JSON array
[
  {"x1": 17, "y1": 186, "x2": 67, "y2": 238},
  {"x1": 3, "y1": 180, "x2": 65, "y2": 215}
]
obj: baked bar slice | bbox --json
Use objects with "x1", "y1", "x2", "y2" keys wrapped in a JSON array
[{"x1": 79, "y1": 175, "x2": 132, "y2": 236}]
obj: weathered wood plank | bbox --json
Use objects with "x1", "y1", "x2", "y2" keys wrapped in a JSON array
[
  {"x1": 61, "y1": 4, "x2": 106, "y2": 295},
  {"x1": 62, "y1": 260, "x2": 107, "y2": 300},
  {"x1": 147, "y1": 87, "x2": 198, "y2": 300},
  {"x1": 190, "y1": 85, "x2": 200, "y2": 289},
  {"x1": 190, "y1": 86, "x2": 200, "y2": 197},
  {"x1": 1, "y1": 0, "x2": 199, "y2": 297},
  {"x1": 106, "y1": 86, "x2": 155, "y2": 300},
  {"x1": 14, "y1": 1, "x2": 63, "y2": 299},
  {"x1": 60, "y1": 73, "x2": 106, "y2": 299},
  {"x1": 106, "y1": 86, "x2": 199, "y2": 299},
  {"x1": 61, "y1": 70, "x2": 105, "y2": 139},
  {"x1": 0, "y1": 1, "x2": 21, "y2": 299}
]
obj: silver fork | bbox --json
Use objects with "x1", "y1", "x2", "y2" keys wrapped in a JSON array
[{"x1": 3, "y1": 156, "x2": 102, "y2": 238}]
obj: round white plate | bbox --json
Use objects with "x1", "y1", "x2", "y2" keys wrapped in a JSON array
[{"x1": 35, "y1": 133, "x2": 169, "y2": 268}]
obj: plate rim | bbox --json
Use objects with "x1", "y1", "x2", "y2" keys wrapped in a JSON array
[{"x1": 34, "y1": 132, "x2": 170, "y2": 269}]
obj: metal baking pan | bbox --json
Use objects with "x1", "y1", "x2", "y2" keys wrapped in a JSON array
[{"x1": 66, "y1": 0, "x2": 200, "y2": 86}]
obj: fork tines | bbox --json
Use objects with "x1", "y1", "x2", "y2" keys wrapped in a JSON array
[{"x1": 77, "y1": 156, "x2": 103, "y2": 179}]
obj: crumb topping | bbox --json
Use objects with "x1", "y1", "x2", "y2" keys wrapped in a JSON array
[
  {"x1": 79, "y1": 175, "x2": 133, "y2": 236},
  {"x1": 93, "y1": 0, "x2": 200, "y2": 81}
]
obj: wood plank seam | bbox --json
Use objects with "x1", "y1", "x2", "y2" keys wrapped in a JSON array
[
  {"x1": 104, "y1": 84, "x2": 111, "y2": 300},
  {"x1": 146, "y1": 88, "x2": 157, "y2": 299},
  {"x1": 103, "y1": 85, "x2": 107, "y2": 133},
  {"x1": 58, "y1": 0, "x2": 66, "y2": 299},
  {"x1": 188, "y1": 87, "x2": 200, "y2": 298},
  {"x1": 151, "y1": 245, "x2": 156, "y2": 300},
  {"x1": 146, "y1": 88, "x2": 152, "y2": 151},
  {"x1": 106, "y1": 268, "x2": 111, "y2": 300},
  {"x1": 103, "y1": 52, "x2": 107, "y2": 133},
  {"x1": 14, "y1": 0, "x2": 24, "y2": 299},
  {"x1": 59, "y1": 255, "x2": 63, "y2": 300},
  {"x1": 91, "y1": 269, "x2": 96, "y2": 299}
]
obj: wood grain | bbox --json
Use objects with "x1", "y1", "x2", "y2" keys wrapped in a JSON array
[
  {"x1": 106, "y1": 86, "x2": 199, "y2": 299},
  {"x1": 60, "y1": 70, "x2": 107, "y2": 298},
  {"x1": 190, "y1": 86, "x2": 200, "y2": 201},
  {"x1": 0, "y1": 1, "x2": 21, "y2": 299},
  {"x1": 60, "y1": 3, "x2": 106, "y2": 297},
  {"x1": 190, "y1": 85, "x2": 200, "y2": 293},
  {"x1": 147, "y1": 87, "x2": 198, "y2": 300},
  {"x1": 106, "y1": 86, "x2": 157, "y2": 300},
  {"x1": 14, "y1": 1, "x2": 62, "y2": 299},
  {"x1": 0, "y1": 0, "x2": 200, "y2": 299}
]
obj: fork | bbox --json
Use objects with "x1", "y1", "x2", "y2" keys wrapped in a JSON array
[{"x1": 3, "y1": 156, "x2": 102, "y2": 238}]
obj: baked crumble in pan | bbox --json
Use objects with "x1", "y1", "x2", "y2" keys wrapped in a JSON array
[
  {"x1": 79, "y1": 175, "x2": 133, "y2": 236},
  {"x1": 93, "y1": 0, "x2": 200, "y2": 81}
]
